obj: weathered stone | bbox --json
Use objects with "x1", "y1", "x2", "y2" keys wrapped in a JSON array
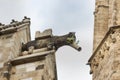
[
  {"x1": 0, "y1": 17, "x2": 80, "y2": 80},
  {"x1": 22, "y1": 32, "x2": 81, "y2": 52},
  {"x1": 35, "y1": 29, "x2": 52, "y2": 40},
  {"x1": 89, "y1": 0, "x2": 120, "y2": 79}
]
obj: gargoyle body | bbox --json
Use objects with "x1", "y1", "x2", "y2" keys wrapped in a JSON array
[{"x1": 22, "y1": 32, "x2": 81, "y2": 52}]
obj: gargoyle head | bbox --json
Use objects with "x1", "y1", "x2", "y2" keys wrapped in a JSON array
[{"x1": 66, "y1": 32, "x2": 81, "y2": 51}]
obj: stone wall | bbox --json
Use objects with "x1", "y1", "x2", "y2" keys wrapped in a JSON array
[
  {"x1": 0, "y1": 18, "x2": 63, "y2": 80},
  {"x1": 93, "y1": 0, "x2": 109, "y2": 50},
  {"x1": 0, "y1": 17, "x2": 31, "y2": 80},
  {"x1": 94, "y1": 0, "x2": 120, "y2": 50},
  {"x1": 9, "y1": 48, "x2": 57, "y2": 80},
  {"x1": 90, "y1": 0, "x2": 120, "y2": 80},
  {"x1": 0, "y1": 17, "x2": 31, "y2": 66},
  {"x1": 88, "y1": 26, "x2": 120, "y2": 80},
  {"x1": 108, "y1": 0, "x2": 120, "y2": 27},
  {"x1": 10, "y1": 61, "x2": 45, "y2": 80}
]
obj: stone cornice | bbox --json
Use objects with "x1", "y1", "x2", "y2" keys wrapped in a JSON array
[
  {"x1": 97, "y1": 5, "x2": 109, "y2": 8},
  {"x1": 0, "y1": 16, "x2": 30, "y2": 35},
  {"x1": 11, "y1": 49, "x2": 55, "y2": 65},
  {"x1": 88, "y1": 25, "x2": 120, "y2": 63}
]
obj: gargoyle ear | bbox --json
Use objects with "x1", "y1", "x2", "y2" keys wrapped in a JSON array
[
  {"x1": 69, "y1": 32, "x2": 75, "y2": 34},
  {"x1": 69, "y1": 32, "x2": 75, "y2": 36}
]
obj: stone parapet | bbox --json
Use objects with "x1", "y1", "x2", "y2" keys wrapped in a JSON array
[{"x1": 0, "y1": 16, "x2": 30, "y2": 36}]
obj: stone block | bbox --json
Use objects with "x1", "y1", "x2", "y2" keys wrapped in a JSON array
[
  {"x1": 35, "y1": 29, "x2": 52, "y2": 40},
  {"x1": 21, "y1": 78, "x2": 32, "y2": 80},
  {"x1": 0, "y1": 62, "x2": 4, "y2": 68}
]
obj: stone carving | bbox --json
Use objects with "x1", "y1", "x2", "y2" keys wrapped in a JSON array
[
  {"x1": 88, "y1": 27, "x2": 120, "y2": 80},
  {"x1": 22, "y1": 29, "x2": 81, "y2": 53}
]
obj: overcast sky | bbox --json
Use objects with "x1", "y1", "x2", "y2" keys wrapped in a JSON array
[{"x1": 0, "y1": 0, "x2": 95, "y2": 80}]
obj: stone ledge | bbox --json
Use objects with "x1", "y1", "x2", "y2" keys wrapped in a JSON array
[
  {"x1": 11, "y1": 50, "x2": 55, "y2": 65},
  {"x1": 98, "y1": 5, "x2": 109, "y2": 8}
]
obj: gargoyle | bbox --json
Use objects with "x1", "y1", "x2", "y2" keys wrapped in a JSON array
[{"x1": 22, "y1": 30, "x2": 81, "y2": 52}]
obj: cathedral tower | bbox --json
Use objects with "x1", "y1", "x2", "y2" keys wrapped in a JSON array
[{"x1": 88, "y1": 0, "x2": 120, "y2": 80}]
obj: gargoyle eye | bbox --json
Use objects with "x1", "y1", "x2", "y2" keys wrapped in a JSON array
[{"x1": 67, "y1": 37, "x2": 74, "y2": 44}]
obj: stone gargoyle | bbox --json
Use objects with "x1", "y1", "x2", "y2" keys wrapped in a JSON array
[{"x1": 22, "y1": 29, "x2": 81, "y2": 53}]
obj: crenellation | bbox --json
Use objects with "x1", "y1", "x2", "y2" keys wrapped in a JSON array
[
  {"x1": 0, "y1": 18, "x2": 30, "y2": 36},
  {"x1": 22, "y1": 16, "x2": 31, "y2": 23}
]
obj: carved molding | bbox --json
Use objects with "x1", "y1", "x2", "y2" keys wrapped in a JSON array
[{"x1": 0, "y1": 16, "x2": 30, "y2": 36}]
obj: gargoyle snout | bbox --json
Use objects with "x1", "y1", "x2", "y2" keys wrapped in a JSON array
[
  {"x1": 70, "y1": 42, "x2": 81, "y2": 51},
  {"x1": 77, "y1": 47, "x2": 82, "y2": 51}
]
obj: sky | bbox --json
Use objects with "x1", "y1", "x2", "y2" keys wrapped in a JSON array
[{"x1": 0, "y1": 0, "x2": 95, "y2": 80}]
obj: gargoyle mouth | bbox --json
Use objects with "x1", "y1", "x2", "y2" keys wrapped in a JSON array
[{"x1": 70, "y1": 42, "x2": 81, "y2": 51}]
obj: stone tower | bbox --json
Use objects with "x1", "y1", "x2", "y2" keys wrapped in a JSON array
[
  {"x1": 0, "y1": 17, "x2": 81, "y2": 80},
  {"x1": 88, "y1": 0, "x2": 120, "y2": 80},
  {"x1": 93, "y1": 0, "x2": 109, "y2": 50}
]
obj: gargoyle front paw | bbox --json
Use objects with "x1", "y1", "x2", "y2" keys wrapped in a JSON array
[{"x1": 47, "y1": 43, "x2": 54, "y2": 50}]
